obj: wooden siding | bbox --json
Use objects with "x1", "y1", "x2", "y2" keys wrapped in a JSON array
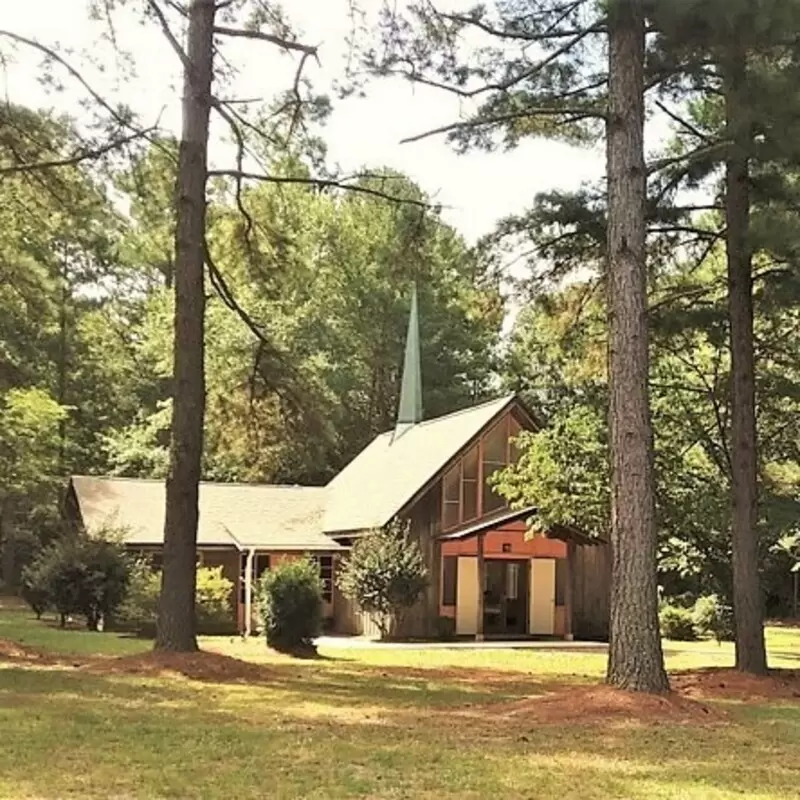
[
  {"x1": 441, "y1": 523, "x2": 568, "y2": 559},
  {"x1": 572, "y1": 542, "x2": 611, "y2": 640}
]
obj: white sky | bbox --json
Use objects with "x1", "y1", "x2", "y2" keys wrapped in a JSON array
[{"x1": 1, "y1": 0, "x2": 607, "y2": 245}]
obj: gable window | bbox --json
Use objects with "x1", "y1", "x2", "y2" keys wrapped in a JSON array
[{"x1": 440, "y1": 413, "x2": 524, "y2": 531}]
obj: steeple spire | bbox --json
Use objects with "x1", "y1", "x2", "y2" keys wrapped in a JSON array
[{"x1": 393, "y1": 283, "x2": 422, "y2": 440}]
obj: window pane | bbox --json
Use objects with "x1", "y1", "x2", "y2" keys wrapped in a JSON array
[
  {"x1": 443, "y1": 464, "x2": 460, "y2": 503},
  {"x1": 482, "y1": 464, "x2": 507, "y2": 514},
  {"x1": 442, "y1": 556, "x2": 458, "y2": 605},
  {"x1": 316, "y1": 555, "x2": 333, "y2": 604},
  {"x1": 462, "y1": 479, "x2": 478, "y2": 521},
  {"x1": 483, "y1": 419, "x2": 508, "y2": 464},
  {"x1": 254, "y1": 554, "x2": 271, "y2": 579},
  {"x1": 443, "y1": 501, "x2": 460, "y2": 530},
  {"x1": 506, "y1": 563, "x2": 519, "y2": 600},
  {"x1": 509, "y1": 417, "x2": 522, "y2": 463},
  {"x1": 462, "y1": 445, "x2": 479, "y2": 480}
]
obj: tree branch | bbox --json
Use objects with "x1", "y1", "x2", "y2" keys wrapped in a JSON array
[
  {"x1": 400, "y1": 107, "x2": 603, "y2": 145},
  {"x1": 655, "y1": 101, "x2": 715, "y2": 144},
  {"x1": 0, "y1": 29, "x2": 165, "y2": 156},
  {"x1": 0, "y1": 126, "x2": 157, "y2": 175},
  {"x1": 146, "y1": 0, "x2": 191, "y2": 72},
  {"x1": 208, "y1": 168, "x2": 437, "y2": 208},
  {"x1": 212, "y1": 25, "x2": 317, "y2": 56}
]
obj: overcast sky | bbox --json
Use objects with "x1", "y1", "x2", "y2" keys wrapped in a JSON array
[{"x1": 2, "y1": 0, "x2": 608, "y2": 245}]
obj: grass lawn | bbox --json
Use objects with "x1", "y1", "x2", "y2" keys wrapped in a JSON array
[{"x1": 0, "y1": 604, "x2": 798, "y2": 799}]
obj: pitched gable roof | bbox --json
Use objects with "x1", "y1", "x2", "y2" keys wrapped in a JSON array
[
  {"x1": 322, "y1": 394, "x2": 517, "y2": 533},
  {"x1": 70, "y1": 476, "x2": 341, "y2": 551}
]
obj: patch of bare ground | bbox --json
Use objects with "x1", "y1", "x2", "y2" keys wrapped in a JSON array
[
  {"x1": 0, "y1": 638, "x2": 61, "y2": 665},
  {"x1": 458, "y1": 683, "x2": 721, "y2": 726},
  {"x1": 672, "y1": 668, "x2": 800, "y2": 702},
  {"x1": 85, "y1": 650, "x2": 277, "y2": 683}
]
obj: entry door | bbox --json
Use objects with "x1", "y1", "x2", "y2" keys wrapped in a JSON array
[{"x1": 529, "y1": 558, "x2": 556, "y2": 635}]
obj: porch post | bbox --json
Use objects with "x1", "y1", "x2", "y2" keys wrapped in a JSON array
[
  {"x1": 476, "y1": 532, "x2": 485, "y2": 641},
  {"x1": 244, "y1": 547, "x2": 255, "y2": 637},
  {"x1": 564, "y1": 541, "x2": 575, "y2": 641}
]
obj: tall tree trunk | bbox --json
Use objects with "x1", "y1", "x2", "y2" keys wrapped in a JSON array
[
  {"x1": 722, "y1": 49, "x2": 767, "y2": 675},
  {"x1": 155, "y1": 0, "x2": 216, "y2": 652},
  {"x1": 605, "y1": 0, "x2": 669, "y2": 693}
]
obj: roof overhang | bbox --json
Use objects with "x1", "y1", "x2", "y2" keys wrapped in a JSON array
[
  {"x1": 439, "y1": 507, "x2": 604, "y2": 546},
  {"x1": 438, "y1": 506, "x2": 537, "y2": 540}
]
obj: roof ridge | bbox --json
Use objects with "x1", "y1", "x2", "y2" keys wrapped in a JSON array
[
  {"x1": 371, "y1": 392, "x2": 516, "y2": 439},
  {"x1": 71, "y1": 475, "x2": 325, "y2": 491}
]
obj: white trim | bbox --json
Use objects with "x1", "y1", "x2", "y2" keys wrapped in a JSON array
[{"x1": 244, "y1": 547, "x2": 255, "y2": 638}]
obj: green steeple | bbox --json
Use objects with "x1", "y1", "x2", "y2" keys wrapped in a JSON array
[{"x1": 394, "y1": 283, "x2": 423, "y2": 437}]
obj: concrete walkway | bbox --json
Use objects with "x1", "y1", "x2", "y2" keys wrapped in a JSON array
[{"x1": 315, "y1": 635, "x2": 608, "y2": 651}]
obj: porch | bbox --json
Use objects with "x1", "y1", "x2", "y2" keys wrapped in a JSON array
[{"x1": 438, "y1": 515, "x2": 588, "y2": 641}]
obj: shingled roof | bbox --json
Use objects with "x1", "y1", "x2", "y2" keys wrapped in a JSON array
[
  {"x1": 70, "y1": 393, "x2": 524, "y2": 547},
  {"x1": 322, "y1": 394, "x2": 517, "y2": 533},
  {"x1": 69, "y1": 476, "x2": 341, "y2": 551}
]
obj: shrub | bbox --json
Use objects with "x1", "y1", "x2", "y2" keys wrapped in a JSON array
[
  {"x1": 692, "y1": 594, "x2": 736, "y2": 643},
  {"x1": 20, "y1": 558, "x2": 52, "y2": 619},
  {"x1": 196, "y1": 566, "x2": 235, "y2": 632},
  {"x1": 659, "y1": 604, "x2": 698, "y2": 641},
  {"x1": 336, "y1": 520, "x2": 428, "y2": 639},
  {"x1": 115, "y1": 564, "x2": 234, "y2": 635},
  {"x1": 258, "y1": 558, "x2": 323, "y2": 653},
  {"x1": 114, "y1": 559, "x2": 160, "y2": 633},
  {"x1": 21, "y1": 536, "x2": 131, "y2": 629}
]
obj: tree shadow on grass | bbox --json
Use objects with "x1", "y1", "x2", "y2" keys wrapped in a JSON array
[{"x1": 1, "y1": 663, "x2": 798, "y2": 800}]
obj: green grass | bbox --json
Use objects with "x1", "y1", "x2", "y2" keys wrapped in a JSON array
[{"x1": 0, "y1": 604, "x2": 799, "y2": 799}]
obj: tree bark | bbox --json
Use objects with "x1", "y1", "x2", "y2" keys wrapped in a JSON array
[
  {"x1": 722, "y1": 49, "x2": 767, "y2": 675},
  {"x1": 155, "y1": 0, "x2": 216, "y2": 652},
  {"x1": 605, "y1": 0, "x2": 669, "y2": 693}
]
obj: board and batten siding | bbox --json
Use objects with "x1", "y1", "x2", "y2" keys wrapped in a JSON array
[{"x1": 572, "y1": 542, "x2": 611, "y2": 639}]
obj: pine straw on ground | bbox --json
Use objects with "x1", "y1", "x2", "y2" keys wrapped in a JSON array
[
  {"x1": 672, "y1": 667, "x2": 800, "y2": 701},
  {"x1": 89, "y1": 650, "x2": 277, "y2": 683},
  {"x1": 459, "y1": 683, "x2": 720, "y2": 725},
  {"x1": 2, "y1": 639, "x2": 799, "y2": 726}
]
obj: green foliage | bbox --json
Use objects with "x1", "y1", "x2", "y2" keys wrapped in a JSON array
[
  {"x1": 494, "y1": 405, "x2": 608, "y2": 539},
  {"x1": 115, "y1": 564, "x2": 234, "y2": 635},
  {"x1": 195, "y1": 567, "x2": 235, "y2": 631},
  {"x1": 257, "y1": 558, "x2": 323, "y2": 653},
  {"x1": 20, "y1": 558, "x2": 53, "y2": 619},
  {"x1": 21, "y1": 534, "x2": 132, "y2": 629},
  {"x1": 114, "y1": 559, "x2": 160, "y2": 632},
  {"x1": 692, "y1": 594, "x2": 735, "y2": 642},
  {"x1": 337, "y1": 521, "x2": 428, "y2": 639},
  {"x1": 659, "y1": 605, "x2": 698, "y2": 641}
]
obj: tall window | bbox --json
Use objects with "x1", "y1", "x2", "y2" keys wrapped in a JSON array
[
  {"x1": 440, "y1": 413, "x2": 523, "y2": 530},
  {"x1": 313, "y1": 555, "x2": 334, "y2": 604},
  {"x1": 441, "y1": 556, "x2": 458, "y2": 606},
  {"x1": 239, "y1": 553, "x2": 270, "y2": 604}
]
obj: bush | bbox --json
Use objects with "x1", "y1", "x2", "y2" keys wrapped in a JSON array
[
  {"x1": 659, "y1": 604, "x2": 698, "y2": 641},
  {"x1": 115, "y1": 564, "x2": 234, "y2": 635},
  {"x1": 114, "y1": 559, "x2": 160, "y2": 632},
  {"x1": 336, "y1": 520, "x2": 428, "y2": 639},
  {"x1": 20, "y1": 558, "x2": 52, "y2": 619},
  {"x1": 21, "y1": 536, "x2": 132, "y2": 629},
  {"x1": 258, "y1": 558, "x2": 323, "y2": 653},
  {"x1": 692, "y1": 594, "x2": 736, "y2": 643},
  {"x1": 196, "y1": 566, "x2": 235, "y2": 632}
]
